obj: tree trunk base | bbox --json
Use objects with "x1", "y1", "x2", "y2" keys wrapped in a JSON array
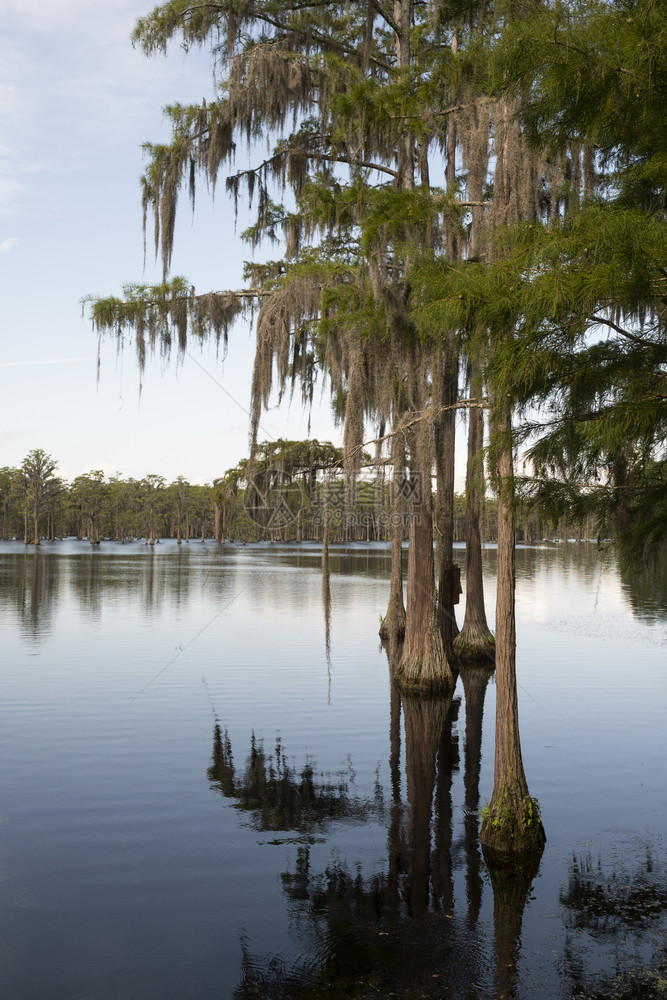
[
  {"x1": 480, "y1": 799, "x2": 546, "y2": 856},
  {"x1": 379, "y1": 602, "x2": 406, "y2": 642},
  {"x1": 453, "y1": 625, "x2": 496, "y2": 667},
  {"x1": 394, "y1": 627, "x2": 454, "y2": 693}
]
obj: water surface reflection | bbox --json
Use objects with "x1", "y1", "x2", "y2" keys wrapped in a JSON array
[
  {"x1": 209, "y1": 655, "x2": 500, "y2": 998},
  {"x1": 1, "y1": 540, "x2": 665, "y2": 998}
]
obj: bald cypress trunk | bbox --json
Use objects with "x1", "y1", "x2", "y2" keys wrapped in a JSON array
[
  {"x1": 454, "y1": 368, "x2": 495, "y2": 663},
  {"x1": 480, "y1": 395, "x2": 545, "y2": 854},
  {"x1": 433, "y1": 340, "x2": 460, "y2": 661},
  {"x1": 394, "y1": 0, "x2": 414, "y2": 190},
  {"x1": 380, "y1": 431, "x2": 406, "y2": 641},
  {"x1": 395, "y1": 376, "x2": 454, "y2": 692}
]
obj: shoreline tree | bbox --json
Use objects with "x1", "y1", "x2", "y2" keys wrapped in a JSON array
[{"x1": 19, "y1": 450, "x2": 60, "y2": 547}]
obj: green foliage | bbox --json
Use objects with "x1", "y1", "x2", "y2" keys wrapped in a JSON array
[
  {"x1": 491, "y1": 0, "x2": 667, "y2": 209},
  {"x1": 480, "y1": 780, "x2": 542, "y2": 835},
  {"x1": 85, "y1": 0, "x2": 666, "y2": 569}
]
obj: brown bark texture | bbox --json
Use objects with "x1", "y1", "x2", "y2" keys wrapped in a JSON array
[
  {"x1": 453, "y1": 378, "x2": 495, "y2": 664},
  {"x1": 380, "y1": 433, "x2": 407, "y2": 641},
  {"x1": 433, "y1": 339, "x2": 460, "y2": 659},
  {"x1": 395, "y1": 409, "x2": 453, "y2": 692},
  {"x1": 480, "y1": 396, "x2": 545, "y2": 854}
]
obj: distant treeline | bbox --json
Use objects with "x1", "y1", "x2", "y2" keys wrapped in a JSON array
[{"x1": 2, "y1": 443, "x2": 594, "y2": 546}]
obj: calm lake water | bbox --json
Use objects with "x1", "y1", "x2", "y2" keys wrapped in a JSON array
[{"x1": 1, "y1": 540, "x2": 665, "y2": 999}]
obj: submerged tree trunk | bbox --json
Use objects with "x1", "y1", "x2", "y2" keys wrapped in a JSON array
[
  {"x1": 480, "y1": 394, "x2": 545, "y2": 855},
  {"x1": 454, "y1": 371, "x2": 495, "y2": 664}
]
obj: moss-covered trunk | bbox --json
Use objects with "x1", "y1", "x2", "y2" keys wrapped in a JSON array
[{"x1": 480, "y1": 395, "x2": 545, "y2": 855}]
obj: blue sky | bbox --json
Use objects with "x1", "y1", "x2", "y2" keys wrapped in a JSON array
[{"x1": 1, "y1": 0, "x2": 342, "y2": 485}]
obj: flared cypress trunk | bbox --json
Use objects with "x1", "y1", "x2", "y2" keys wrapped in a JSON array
[
  {"x1": 454, "y1": 371, "x2": 495, "y2": 663},
  {"x1": 480, "y1": 395, "x2": 545, "y2": 855},
  {"x1": 395, "y1": 399, "x2": 453, "y2": 692}
]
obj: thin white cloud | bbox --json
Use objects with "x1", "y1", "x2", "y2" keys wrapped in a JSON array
[
  {"x1": 0, "y1": 237, "x2": 18, "y2": 253},
  {"x1": 0, "y1": 357, "x2": 86, "y2": 368}
]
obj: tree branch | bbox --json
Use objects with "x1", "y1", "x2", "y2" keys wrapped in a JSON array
[
  {"x1": 230, "y1": 145, "x2": 399, "y2": 182},
  {"x1": 589, "y1": 314, "x2": 655, "y2": 347},
  {"x1": 369, "y1": 0, "x2": 400, "y2": 35}
]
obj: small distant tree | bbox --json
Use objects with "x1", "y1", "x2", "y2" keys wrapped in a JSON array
[
  {"x1": 19, "y1": 450, "x2": 60, "y2": 546},
  {"x1": 140, "y1": 474, "x2": 166, "y2": 545},
  {"x1": 213, "y1": 468, "x2": 240, "y2": 543},
  {"x1": 70, "y1": 470, "x2": 107, "y2": 543},
  {"x1": 165, "y1": 476, "x2": 191, "y2": 543}
]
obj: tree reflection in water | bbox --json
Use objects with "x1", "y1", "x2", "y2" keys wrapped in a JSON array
[
  {"x1": 207, "y1": 725, "x2": 379, "y2": 835},
  {"x1": 206, "y1": 640, "x2": 505, "y2": 998},
  {"x1": 206, "y1": 651, "x2": 665, "y2": 999}
]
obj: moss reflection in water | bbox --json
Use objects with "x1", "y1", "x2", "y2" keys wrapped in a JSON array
[
  {"x1": 206, "y1": 669, "x2": 665, "y2": 999},
  {"x1": 208, "y1": 725, "x2": 382, "y2": 835},
  {"x1": 208, "y1": 684, "x2": 493, "y2": 999}
]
